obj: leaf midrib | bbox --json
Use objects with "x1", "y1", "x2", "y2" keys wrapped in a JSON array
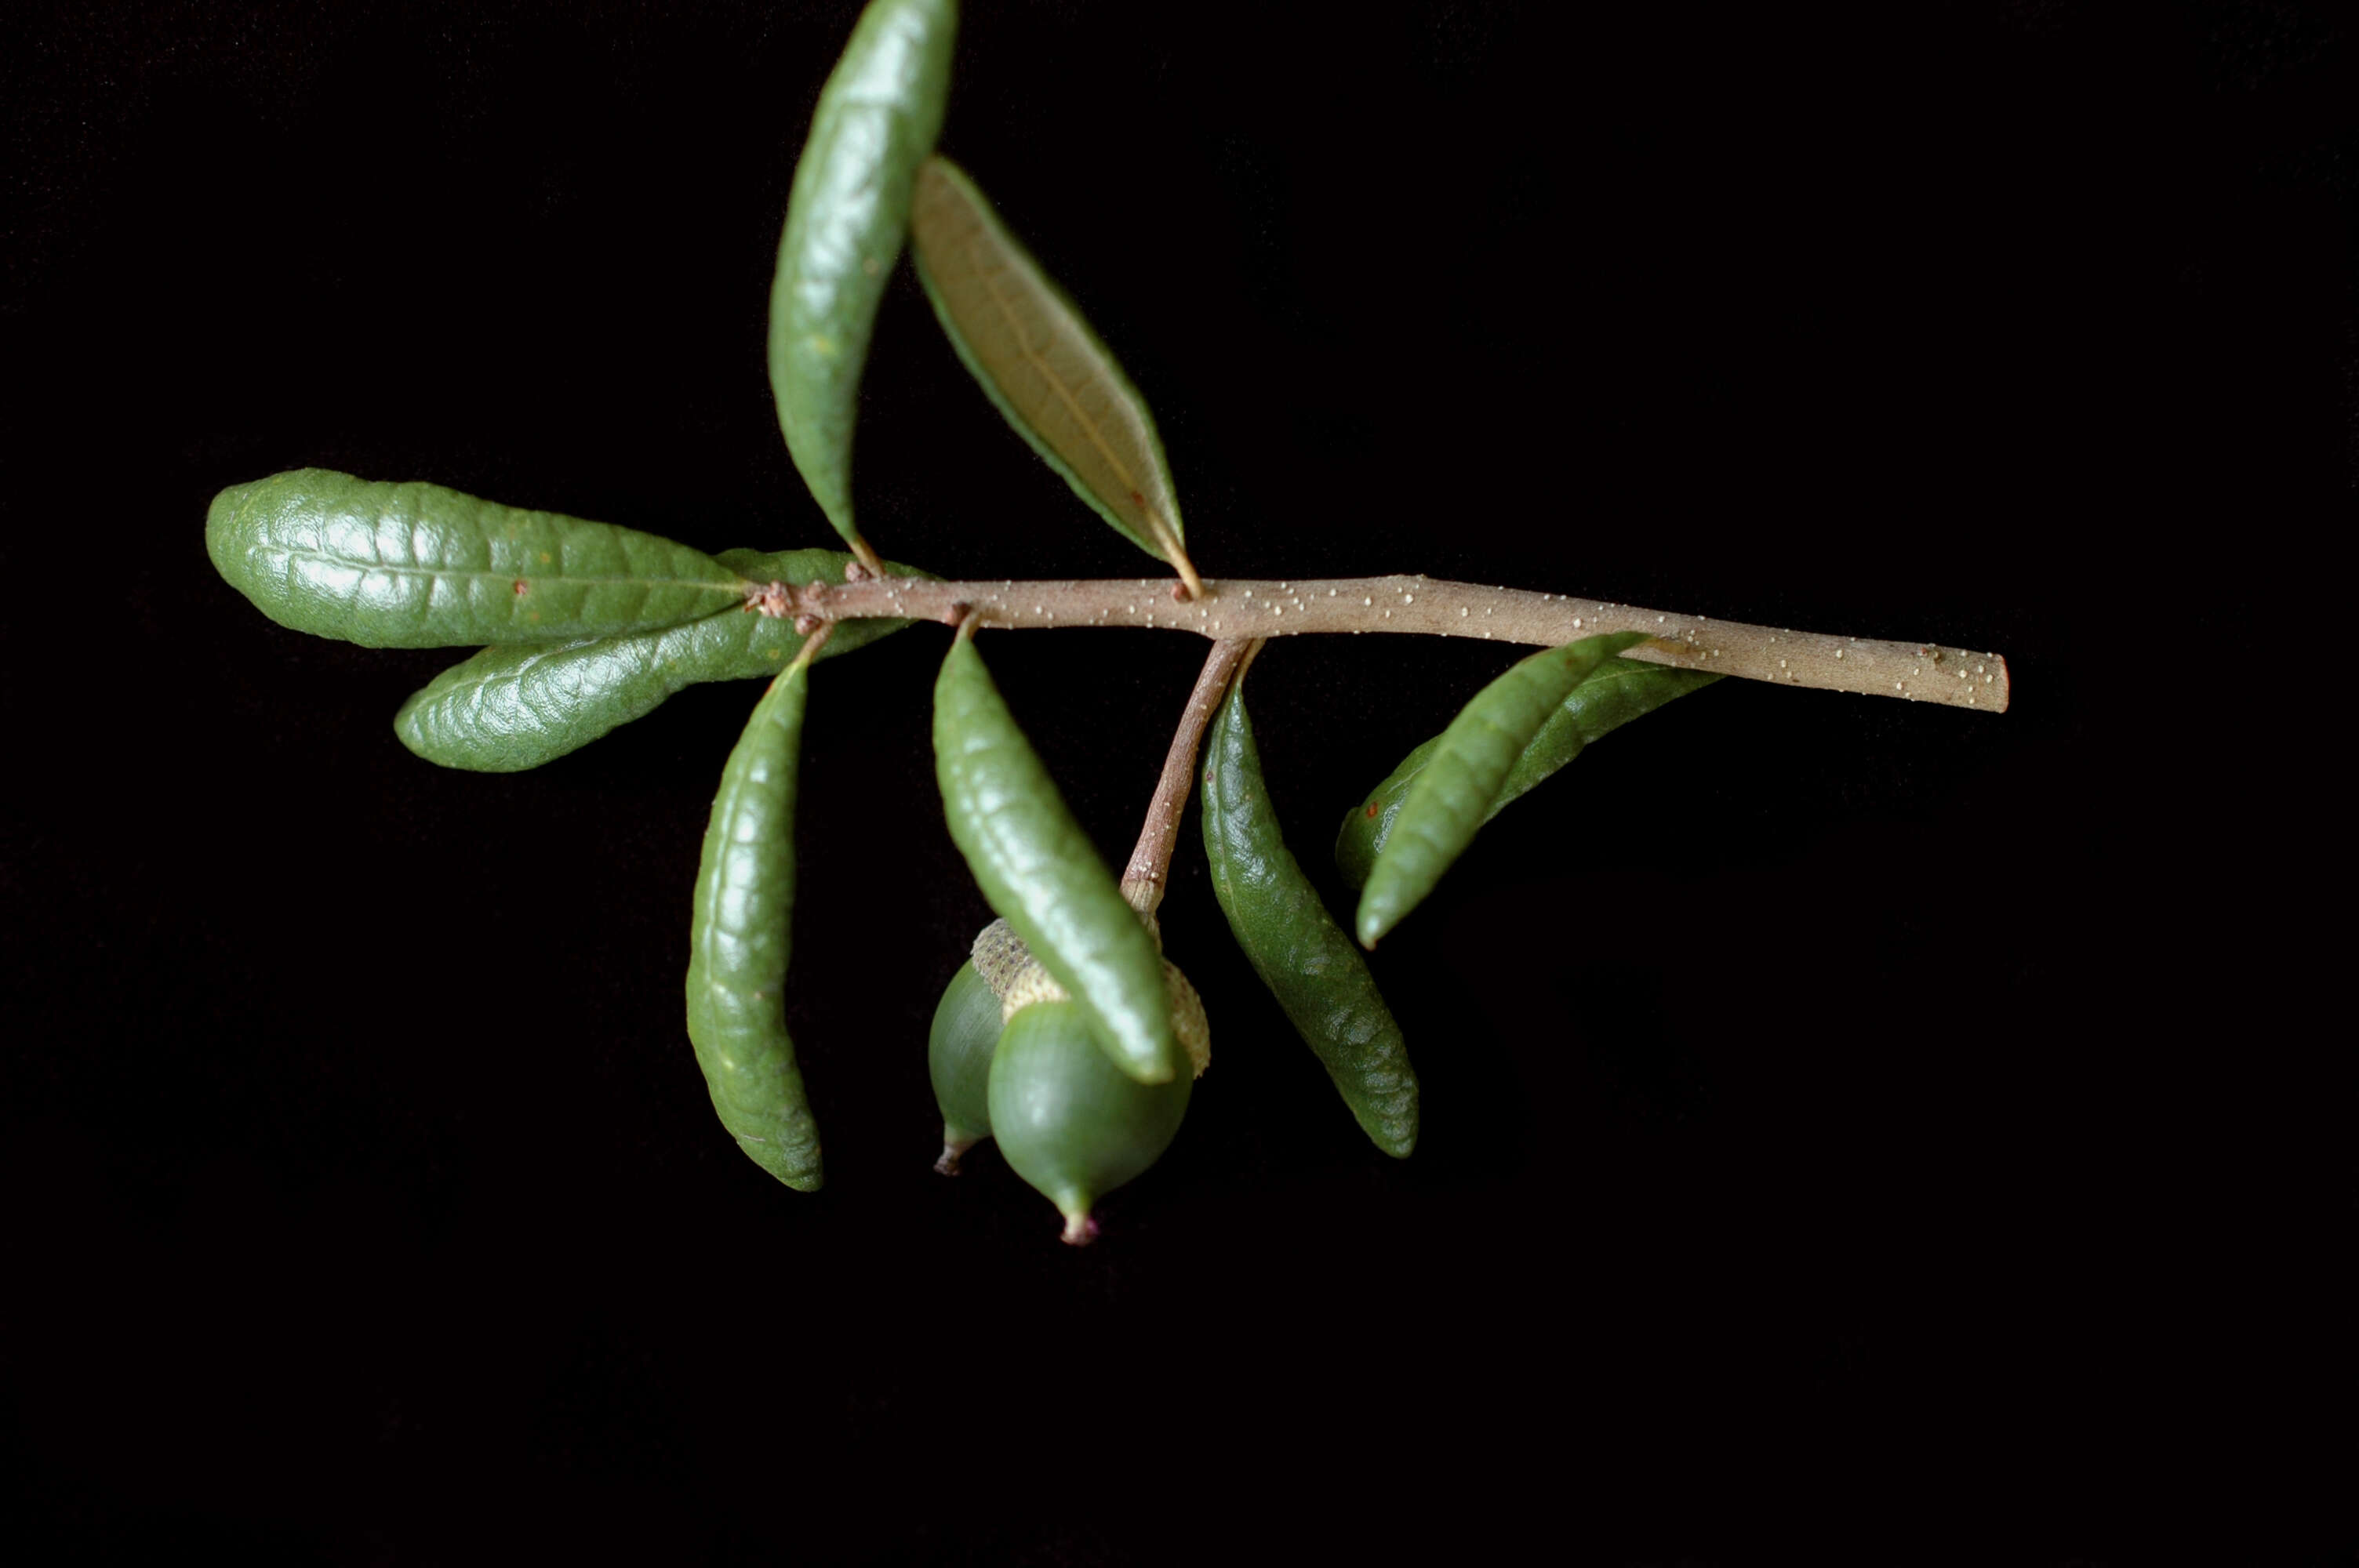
[{"x1": 271, "y1": 545, "x2": 743, "y2": 593}]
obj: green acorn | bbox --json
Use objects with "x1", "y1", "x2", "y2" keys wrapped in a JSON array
[
  {"x1": 988, "y1": 998, "x2": 1192, "y2": 1245},
  {"x1": 929, "y1": 919, "x2": 1033, "y2": 1174},
  {"x1": 928, "y1": 959, "x2": 1004, "y2": 1174}
]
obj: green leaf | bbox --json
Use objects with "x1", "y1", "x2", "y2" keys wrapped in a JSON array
[
  {"x1": 769, "y1": 0, "x2": 958, "y2": 556},
  {"x1": 1336, "y1": 656, "x2": 1721, "y2": 889},
  {"x1": 932, "y1": 636, "x2": 1180, "y2": 1084},
  {"x1": 394, "y1": 549, "x2": 928, "y2": 772},
  {"x1": 686, "y1": 660, "x2": 822, "y2": 1191},
  {"x1": 206, "y1": 469, "x2": 747, "y2": 648},
  {"x1": 910, "y1": 157, "x2": 1198, "y2": 590},
  {"x1": 1354, "y1": 632, "x2": 1652, "y2": 949},
  {"x1": 1202, "y1": 668, "x2": 1418, "y2": 1157}
]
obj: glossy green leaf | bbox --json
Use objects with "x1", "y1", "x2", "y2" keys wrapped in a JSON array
[
  {"x1": 1202, "y1": 670, "x2": 1418, "y2": 1157},
  {"x1": 932, "y1": 636, "x2": 1180, "y2": 1084},
  {"x1": 910, "y1": 157, "x2": 1196, "y2": 583},
  {"x1": 1355, "y1": 632, "x2": 1651, "y2": 949},
  {"x1": 769, "y1": 0, "x2": 958, "y2": 553},
  {"x1": 1336, "y1": 656, "x2": 1722, "y2": 888},
  {"x1": 685, "y1": 661, "x2": 822, "y2": 1191},
  {"x1": 394, "y1": 548, "x2": 925, "y2": 772},
  {"x1": 207, "y1": 469, "x2": 746, "y2": 648}
]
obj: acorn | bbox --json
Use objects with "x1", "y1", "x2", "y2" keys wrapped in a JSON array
[
  {"x1": 932, "y1": 915, "x2": 1209, "y2": 1229},
  {"x1": 927, "y1": 959, "x2": 1004, "y2": 1174},
  {"x1": 988, "y1": 998, "x2": 1192, "y2": 1245},
  {"x1": 928, "y1": 920, "x2": 1038, "y2": 1174}
]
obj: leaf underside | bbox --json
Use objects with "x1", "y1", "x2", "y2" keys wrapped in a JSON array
[{"x1": 910, "y1": 156, "x2": 1189, "y2": 572}]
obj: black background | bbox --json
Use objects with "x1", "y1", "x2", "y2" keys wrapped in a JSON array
[{"x1": 3, "y1": 1, "x2": 2348, "y2": 1562}]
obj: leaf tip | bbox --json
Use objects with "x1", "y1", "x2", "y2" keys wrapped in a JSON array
[{"x1": 1114, "y1": 1049, "x2": 1178, "y2": 1087}]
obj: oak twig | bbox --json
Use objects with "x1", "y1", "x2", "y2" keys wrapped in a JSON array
[
  {"x1": 1120, "y1": 638, "x2": 1258, "y2": 919},
  {"x1": 785, "y1": 574, "x2": 2011, "y2": 713}
]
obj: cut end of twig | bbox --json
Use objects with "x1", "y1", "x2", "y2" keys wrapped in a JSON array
[{"x1": 747, "y1": 579, "x2": 794, "y2": 619}]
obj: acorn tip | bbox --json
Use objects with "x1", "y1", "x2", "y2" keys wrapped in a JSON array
[{"x1": 935, "y1": 1130, "x2": 980, "y2": 1177}]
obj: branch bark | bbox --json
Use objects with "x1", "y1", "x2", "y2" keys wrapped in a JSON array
[
  {"x1": 1119, "y1": 638, "x2": 1257, "y2": 920},
  {"x1": 783, "y1": 574, "x2": 2011, "y2": 713}
]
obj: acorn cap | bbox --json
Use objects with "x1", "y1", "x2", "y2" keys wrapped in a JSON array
[
  {"x1": 1163, "y1": 962, "x2": 1209, "y2": 1080},
  {"x1": 1001, "y1": 955, "x2": 1209, "y2": 1078},
  {"x1": 970, "y1": 918, "x2": 1032, "y2": 1000},
  {"x1": 972, "y1": 916, "x2": 1209, "y2": 1077}
]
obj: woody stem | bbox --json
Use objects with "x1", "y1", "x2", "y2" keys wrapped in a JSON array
[
  {"x1": 780, "y1": 573, "x2": 2011, "y2": 713},
  {"x1": 1119, "y1": 638, "x2": 1259, "y2": 919}
]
